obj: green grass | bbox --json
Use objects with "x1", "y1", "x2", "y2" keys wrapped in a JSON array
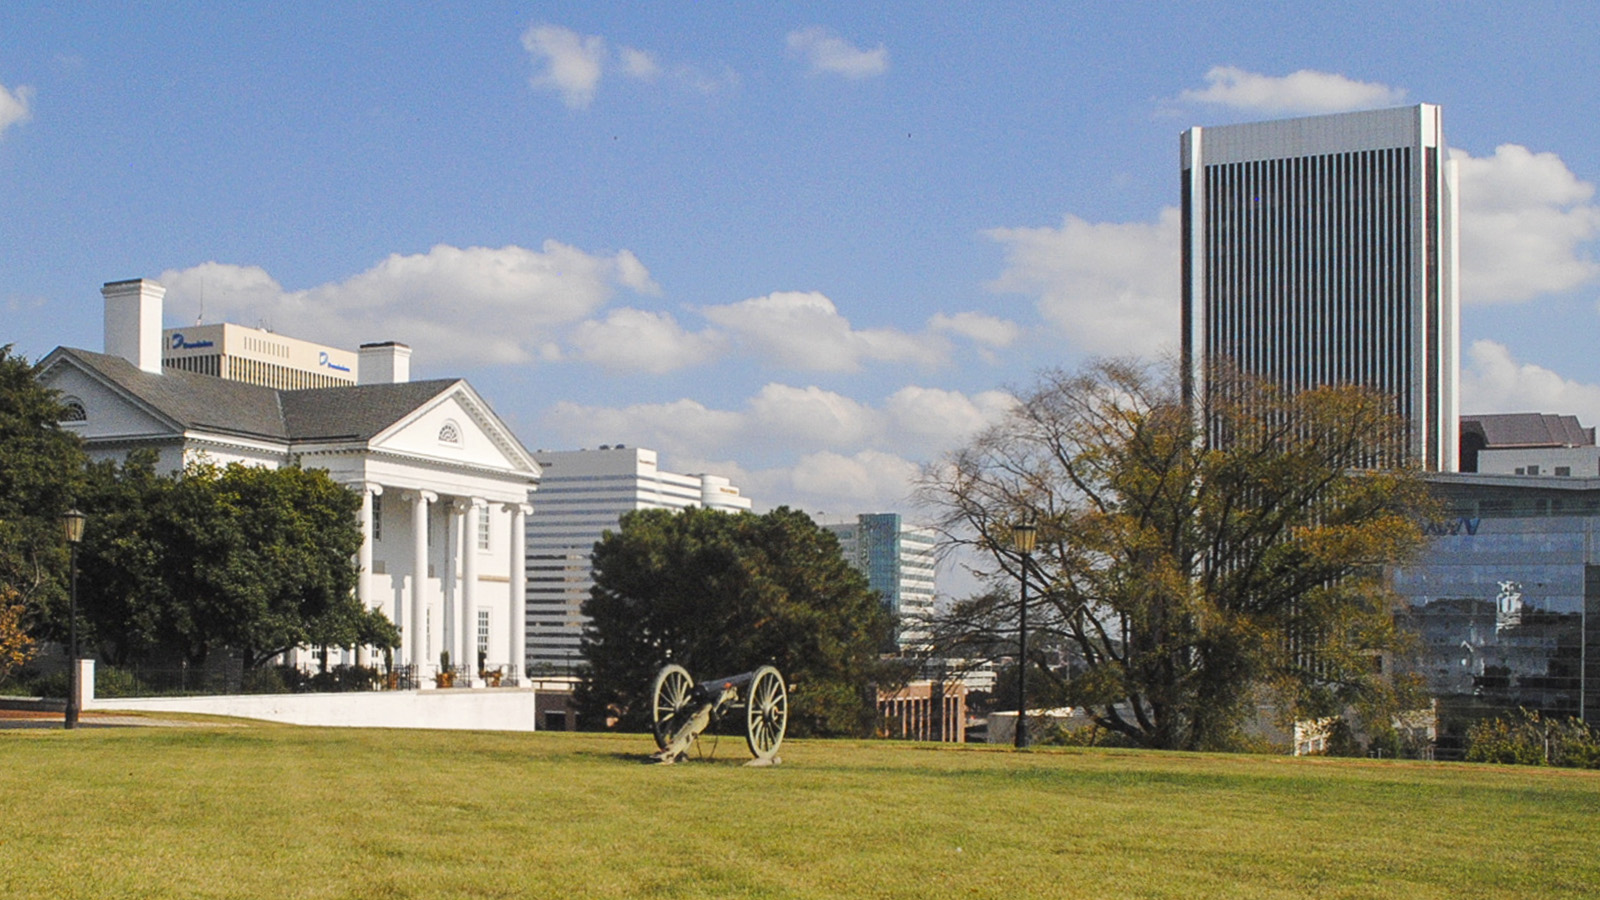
[{"x1": 3, "y1": 723, "x2": 1598, "y2": 899}]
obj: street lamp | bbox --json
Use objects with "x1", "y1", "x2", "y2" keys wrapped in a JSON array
[
  {"x1": 61, "y1": 508, "x2": 86, "y2": 730},
  {"x1": 1011, "y1": 521, "x2": 1037, "y2": 749}
]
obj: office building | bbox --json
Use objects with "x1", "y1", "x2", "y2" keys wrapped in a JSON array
[
  {"x1": 825, "y1": 513, "x2": 937, "y2": 652},
  {"x1": 524, "y1": 446, "x2": 752, "y2": 674},
  {"x1": 39, "y1": 279, "x2": 540, "y2": 684},
  {"x1": 1390, "y1": 472, "x2": 1600, "y2": 754},
  {"x1": 1181, "y1": 104, "x2": 1459, "y2": 471}
]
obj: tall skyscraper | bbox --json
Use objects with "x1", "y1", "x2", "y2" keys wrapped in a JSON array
[
  {"x1": 825, "y1": 513, "x2": 938, "y2": 653},
  {"x1": 1181, "y1": 104, "x2": 1459, "y2": 471},
  {"x1": 523, "y1": 446, "x2": 752, "y2": 674}
]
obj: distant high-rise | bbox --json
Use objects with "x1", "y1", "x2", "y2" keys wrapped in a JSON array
[
  {"x1": 524, "y1": 446, "x2": 752, "y2": 674},
  {"x1": 826, "y1": 513, "x2": 937, "y2": 653},
  {"x1": 1181, "y1": 104, "x2": 1459, "y2": 471}
]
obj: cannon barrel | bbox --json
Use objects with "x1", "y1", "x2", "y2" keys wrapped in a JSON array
[{"x1": 694, "y1": 670, "x2": 761, "y2": 695}]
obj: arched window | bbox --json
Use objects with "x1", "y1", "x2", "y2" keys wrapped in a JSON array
[
  {"x1": 438, "y1": 421, "x2": 462, "y2": 445},
  {"x1": 60, "y1": 398, "x2": 87, "y2": 422}
]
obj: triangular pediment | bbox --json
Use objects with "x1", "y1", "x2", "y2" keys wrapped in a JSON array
[
  {"x1": 36, "y1": 349, "x2": 185, "y2": 443},
  {"x1": 367, "y1": 383, "x2": 539, "y2": 476}
]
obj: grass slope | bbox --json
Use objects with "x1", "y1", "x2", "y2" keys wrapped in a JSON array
[{"x1": 3, "y1": 724, "x2": 1597, "y2": 899}]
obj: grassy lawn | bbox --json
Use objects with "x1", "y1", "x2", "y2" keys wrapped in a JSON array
[{"x1": 3, "y1": 722, "x2": 1597, "y2": 899}]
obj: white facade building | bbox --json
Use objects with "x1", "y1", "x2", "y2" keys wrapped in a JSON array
[
  {"x1": 38, "y1": 279, "x2": 540, "y2": 685},
  {"x1": 525, "y1": 446, "x2": 752, "y2": 673}
]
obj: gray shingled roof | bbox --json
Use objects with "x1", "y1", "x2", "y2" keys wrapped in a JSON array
[
  {"x1": 281, "y1": 379, "x2": 460, "y2": 442},
  {"x1": 53, "y1": 347, "x2": 457, "y2": 445},
  {"x1": 1461, "y1": 413, "x2": 1595, "y2": 448},
  {"x1": 57, "y1": 348, "x2": 290, "y2": 440}
]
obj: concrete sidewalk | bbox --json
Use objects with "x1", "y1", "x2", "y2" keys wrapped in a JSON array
[{"x1": 0, "y1": 708, "x2": 203, "y2": 729}]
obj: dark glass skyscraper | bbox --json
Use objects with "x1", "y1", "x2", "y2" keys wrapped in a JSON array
[{"x1": 1181, "y1": 104, "x2": 1459, "y2": 471}]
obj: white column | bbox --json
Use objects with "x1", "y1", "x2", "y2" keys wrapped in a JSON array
[
  {"x1": 444, "y1": 500, "x2": 461, "y2": 670},
  {"x1": 507, "y1": 502, "x2": 531, "y2": 685},
  {"x1": 455, "y1": 498, "x2": 481, "y2": 682},
  {"x1": 403, "y1": 490, "x2": 437, "y2": 676},
  {"x1": 355, "y1": 483, "x2": 382, "y2": 668}
]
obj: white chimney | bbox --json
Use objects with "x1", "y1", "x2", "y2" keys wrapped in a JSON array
[
  {"x1": 102, "y1": 279, "x2": 166, "y2": 374},
  {"x1": 359, "y1": 342, "x2": 411, "y2": 385}
]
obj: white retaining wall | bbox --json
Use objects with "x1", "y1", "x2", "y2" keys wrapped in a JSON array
[{"x1": 87, "y1": 687, "x2": 540, "y2": 731}]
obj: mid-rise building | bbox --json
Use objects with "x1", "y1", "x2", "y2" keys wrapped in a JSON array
[
  {"x1": 524, "y1": 446, "x2": 752, "y2": 674},
  {"x1": 825, "y1": 513, "x2": 937, "y2": 653},
  {"x1": 1181, "y1": 104, "x2": 1460, "y2": 471},
  {"x1": 1460, "y1": 412, "x2": 1598, "y2": 475}
]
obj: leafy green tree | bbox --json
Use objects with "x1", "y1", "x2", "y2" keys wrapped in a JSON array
[
  {"x1": 0, "y1": 345, "x2": 86, "y2": 620},
  {"x1": 920, "y1": 360, "x2": 1432, "y2": 752},
  {"x1": 578, "y1": 506, "x2": 895, "y2": 737},
  {"x1": 77, "y1": 453, "x2": 395, "y2": 669}
]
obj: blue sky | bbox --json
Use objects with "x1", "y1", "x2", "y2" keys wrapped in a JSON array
[{"x1": 4, "y1": 3, "x2": 1599, "y2": 532}]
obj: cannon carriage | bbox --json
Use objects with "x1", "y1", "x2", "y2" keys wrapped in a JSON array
[{"x1": 649, "y1": 663, "x2": 788, "y2": 764}]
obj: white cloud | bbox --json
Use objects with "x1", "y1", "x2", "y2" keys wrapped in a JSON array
[
  {"x1": 618, "y1": 47, "x2": 660, "y2": 80},
  {"x1": 567, "y1": 308, "x2": 724, "y2": 373},
  {"x1": 787, "y1": 450, "x2": 920, "y2": 506},
  {"x1": 986, "y1": 208, "x2": 1180, "y2": 359},
  {"x1": 1461, "y1": 340, "x2": 1600, "y2": 424},
  {"x1": 1179, "y1": 66, "x2": 1405, "y2": 115},
  {"x1": 748, "y1": 383, "x2": 877, "y2": 446},
  {"x1": 521, "y1": 24, "x2": 733, "y2": 107},
  {"x1": 158, "y1": 242, "x2": 657, "y2": 368},
  {"x1": 927, "y1": 311, "x2": 1018, "y2": 348},
  {"x1": 700, "y1": 290, "x2": 944, "y2": 371},
  {"x1": 883, "y1": 386, "x2": 1017, "y2": 445},
  {"x1": 0, "y1": 82, "x2": 33, "y2": 137},
  {"x1": 1453, "y1": 144, "x2": 1600, "y2": 305},
  {"x1": 543, "y1": 398, "x2": 747, "y2": 454},
  {"x1": 522, "y1": 24, "x2": 607, "y2": 109},
  {"x1": 540, "y1": 383, "x2": 1013, "y2": 513},
  {"x1": 786, "y1": 27, "x2": 888, "y2": 79}
]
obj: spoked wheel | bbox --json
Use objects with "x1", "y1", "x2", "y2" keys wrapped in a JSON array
[
  {"x1": 651, "y1": 664, "x2": 695, "y2": 751},
  {"x1": 744, "y1": 665, "x2": 788, "y2": 761}
]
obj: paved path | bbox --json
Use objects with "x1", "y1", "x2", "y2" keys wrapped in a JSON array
[{"x1": 0, "y1": 708, "x2": 203, "y2": 729}]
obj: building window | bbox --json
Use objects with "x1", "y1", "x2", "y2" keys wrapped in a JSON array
[
  {"x1": 477, "y1": 504, "x2": 490, "y2": 550},
  {"x1": 1528, "y1": 465, "x2": 1541, "y2": 476},
  {"x1": 1556, "y1": 467, "x2": 1572, "y2": 477},
  {"x1": 439, "y1": 421, "x2": 461, "y2": 445},
  {"x1": 477, "y1": 609, "x2": 490, "y2": 658},
  {"x1": 371, "y1": 493, "x2": 383, "y2": 542},
  {"x1": 59, "y1": 398, "x2": 86, "y2": 422}
]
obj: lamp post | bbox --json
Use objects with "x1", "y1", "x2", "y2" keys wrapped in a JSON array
[
  {"x1": 1011, "y1": 521, "x2": 1037, "y2": 749},
  {"x1": 61, "y1": 508, "x2": 86, "y2": 730}
]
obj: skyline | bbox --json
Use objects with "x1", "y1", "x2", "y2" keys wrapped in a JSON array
[{"x1": 4, "y1": 3, "x2": 1598, "y2": 525}]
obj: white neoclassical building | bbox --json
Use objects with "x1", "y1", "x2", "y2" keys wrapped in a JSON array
[{"x1": 37, "y1": 279, "x2": 541, "y2": 684}]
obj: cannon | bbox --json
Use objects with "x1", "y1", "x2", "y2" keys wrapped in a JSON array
[{"x1": 649, "y1": 664, "x2": 788, "y2": 764}]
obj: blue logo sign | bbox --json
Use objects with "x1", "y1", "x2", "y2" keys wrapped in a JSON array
[
  {"x1": 169, "y1": 333, "x2": 215, "y2": 350},
  {"x1": 1423, "y1": 517, "x2": 1481, "y2": 537},
  {"x1": 318, "y1": 351, "x2": 351, "y2": 373}
]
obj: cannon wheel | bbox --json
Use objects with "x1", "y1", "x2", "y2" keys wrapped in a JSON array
[
  {"x1": 651, "y1": 664, "x2": 695, "y2": 751},
  {"x1": 744, "y1": 665, "x2": 787, "y2": 761}
]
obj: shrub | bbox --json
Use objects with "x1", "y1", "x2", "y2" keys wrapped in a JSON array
[
  {"x1": 94, "y1": 665, "x2": 150, "y2": 698},
  {"x1": 1465, "y1": 709, "x2": 1600, "y2": 768}
]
